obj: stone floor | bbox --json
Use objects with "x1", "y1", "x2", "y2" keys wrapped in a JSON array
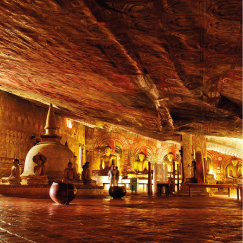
[{"x1": 0, "y1": 192, "x2": 242, "y2": 243}]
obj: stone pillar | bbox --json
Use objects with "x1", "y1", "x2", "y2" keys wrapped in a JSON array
[
  {"x1": 182, "y1": 134, "x2": 192, "y2": 182},
  {"x1": 148, "y1": 162, "x2": 152, "y2": 194},
  {"x1": 153, "y1": 163, "x2": 157, "y2": 194}
]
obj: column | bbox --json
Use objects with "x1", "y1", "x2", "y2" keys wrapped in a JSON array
[
  {"x1": 182, "y1": 134, "x2": 193, "y2": 182},
  {"x1": 153, "y1": 163, "x2": 157, "y2": 194}
]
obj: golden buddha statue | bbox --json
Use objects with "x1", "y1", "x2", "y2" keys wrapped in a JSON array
[
  {"x1": 100, "y1": 146, "x2": 117, "y2": 170},
  {"x1": 227, "y1": 164, "x2": 237, "y2": 178},
  {"x1": 134, "y1": 152, "x2": 148, "y2": 174}
]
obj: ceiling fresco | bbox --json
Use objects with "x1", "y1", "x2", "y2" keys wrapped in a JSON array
[{"x1": 0, "y1": 0, "x2": 241, "y2": 141}]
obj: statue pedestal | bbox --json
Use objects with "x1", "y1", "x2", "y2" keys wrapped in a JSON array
[
  {"x1": 206, "y1": 174, "x2": 217, "y2": 184},
  {"x1": 92, "y1": 170, "x2": 109, "y2": 186},
  {"x1": 185, "y1": 178, "x2": 197, "y2": 183},
  {"x1": 127, "y1": 171, "x2": 148, "y2": 179},
  {"x1": 62, "y1": 179, "x2": 84, "y2": 185},
  {"x1": 1, "y1": 177, "x2": 10, "y2": 183},
  {"x1": 137, "y1": 174, "x2": 148, "y2": 179},
  {"x1": 27, "y1": 175, "x2": 49, "y2": 185},
  {"x1": 92, "y1": 170, "x2": 109, "y2": 177},
  {"x1": 9, "y1": 177, "x2": 21, "y2": 185},
  {"x1": 176, "y1": 183, "x2": 209, "y2": 197},
  {"x1": 1, "y1": 177, "x2": 21, "y2": 185},
  {"x1": 83, "y1": 179, "x2": 96, "y2": 186}
]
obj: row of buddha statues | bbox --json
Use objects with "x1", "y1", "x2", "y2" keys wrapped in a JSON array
[
  {"x1": 2, "y1": 146, "x2": 149, "y2": 185},
  {"x1": 100, "y1": 146, "x2": 149, "y2": 174},
  {"x1": 2, "y1": 153, "x2": 96, "y2": 186},
  {"x1": 3, "y1": 151, "x2": 242, "y2": 186},
  {"x1": 63, "y1": 161, "x2": 96, "y2": 185}
]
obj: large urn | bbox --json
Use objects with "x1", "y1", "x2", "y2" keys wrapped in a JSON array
[
  {"x1": 109, "y1": 186, "x2": 126, "y2": 199},
  {"x1": 49, "y1": 182, "x2": 77, "y2": 204}
]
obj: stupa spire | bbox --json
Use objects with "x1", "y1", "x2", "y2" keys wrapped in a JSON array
[{"x1": 44, "y1": 104, "x2": 57, "y2": 135}]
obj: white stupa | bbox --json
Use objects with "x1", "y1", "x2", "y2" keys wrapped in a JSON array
[{"x1": 21, "y1": 104, "x2": 75, "y2": 182}]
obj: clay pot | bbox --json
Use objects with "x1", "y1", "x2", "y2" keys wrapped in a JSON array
[
  {"x1": 109, "y1": 186, "x2": 126, "y2": 199},
  {"x1": 49, "y1": 182, "x2": 77, "y2": 204}
]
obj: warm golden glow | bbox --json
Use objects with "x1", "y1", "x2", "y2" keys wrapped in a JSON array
[
  {"x1": 102, "y1": 161, "x2": 105, "y2": 170},
  {"x1": 231, "y1": 157, "x2": 238, "y2": 167},
  {"x1": 167, "y1": 152, "x2": 174, "y2": 162},
  {"x1": 67, "y1": 119, "x2": 72, "y2": 128}
]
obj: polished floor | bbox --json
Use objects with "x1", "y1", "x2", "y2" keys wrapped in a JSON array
[{"x1": 0, "y1": 192, "x2": 242, "y2": 243}]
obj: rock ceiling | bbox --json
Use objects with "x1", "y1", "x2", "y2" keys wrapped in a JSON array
[
  {"x1": 206, "y1": 136, "x2": 243, "y2": 159},
  {"x1": 0, "y1": 0, "x2": 241, "y2": 141}
]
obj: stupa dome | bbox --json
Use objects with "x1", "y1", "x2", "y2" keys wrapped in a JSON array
[{"x1": 21, "y1": 104, "x2": 75, "y2": 182}]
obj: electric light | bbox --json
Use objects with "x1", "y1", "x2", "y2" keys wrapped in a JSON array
[{"x1": 67, "y1": 119, "x2": 72, "y2": 128}]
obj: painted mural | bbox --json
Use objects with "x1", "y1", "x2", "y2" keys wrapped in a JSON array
[
  {"x1": 85, "y1": 127, "x2": 181, "y2": 177},
  {"x1": 206, "y1": 150, "x2": 242, "y2": 182},
  {"x1": 0, "y1": 91, "x2": 85, "y2": 178}
]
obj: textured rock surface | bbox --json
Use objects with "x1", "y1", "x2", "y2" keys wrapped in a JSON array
[
  {"x1": 0, "y1": 193, "x2": 241, "y2": 242},
  {"x1": 0, "y1": 0, "x2": 241, "y2": 141}
]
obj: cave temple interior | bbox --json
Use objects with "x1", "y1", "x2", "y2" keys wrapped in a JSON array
[{"x1": 0, "y1": 0, "x2": 241, "y2": 242}]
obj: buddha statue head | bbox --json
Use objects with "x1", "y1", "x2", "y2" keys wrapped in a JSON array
[
  {"x1": 68, "y1": 161, "x2": 73, "y2": 169},
  {"x1": 231, "y1": 157, "x2": 238, "y2": 167},
  {"x1": 37, "y1": 158, "x2": 42, "y2": 166},
  {"x1": 138, "y1": 152, "x2": 145, "y2": 162},
  {"x1": 13, "y1": 158, "x2": 19, "y2": 166},
  {"x1": 104, "y1": 146, "x2": 112, "y2": 156},
  {"x1": 33, "y1": 153, "x2": 46, "y2": 166}
]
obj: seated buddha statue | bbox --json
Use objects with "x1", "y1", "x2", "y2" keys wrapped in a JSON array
[
  {"x1": 100, "y1": 146, "x2": 117, "y2": 171},
  {"x1": 27, "y1": 153, "x2": 48, "y2": 185},
  {"x1": 63, "y1": 162, "x2": 76, "y2": 182},
  {"x1": 227, "y1": 164, "x2": 237, "y2": 178},
  {"x1": 133, "y1": 152, "x2": 148, "y2": 175},
  {"x1": 82, "y1": 162, "x2": 96, "y2": 185},
  {"x1": 34, "y1": 155, "x2": 46, "y2": 176},
  {"x1": 8, "y1": 158, "x2": 21, "y2": 184},
  {"x1": 238, "y1": 165, "x2": 242, "y2": 178}
]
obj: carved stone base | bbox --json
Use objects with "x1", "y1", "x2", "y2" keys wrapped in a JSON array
[
  {"x1": 1, "y1": 177, "x2": 10, "y2": 183},
  {"x1": 83, "y1": 179, "x2": 96, "y2": 186},
  {"x1": 9, "y1": 177, "x2": 21, "y2": 185},
  {"x1": 27, "y1": 175, "x2": 49, "y2": 185},
  {"x1": 206, "y1": 174, "x2": 217, "y2": 184},
  {"x1": 92, "y1": 170, "x2": 109, "y2": 176},
  {"x1": 185, "y1": 178, "x2": 197, "y2": 183},
  {"x1": 175, "y1": 183, "x2": 209, "y2": 197},
  {"x1": 62, "y1": 179, "x2": 84, "y2": 185}
]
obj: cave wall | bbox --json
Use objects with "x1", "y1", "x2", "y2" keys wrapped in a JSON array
[
  {"x1": 85, "y1": 127, "x2": 181, "y2": 174},
  {"x1": 206, "y1": 151, "x2": 242, "y2": 181},
  {"x1": 0, "y1": 91, "x2": 85, "y2": 178}
]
